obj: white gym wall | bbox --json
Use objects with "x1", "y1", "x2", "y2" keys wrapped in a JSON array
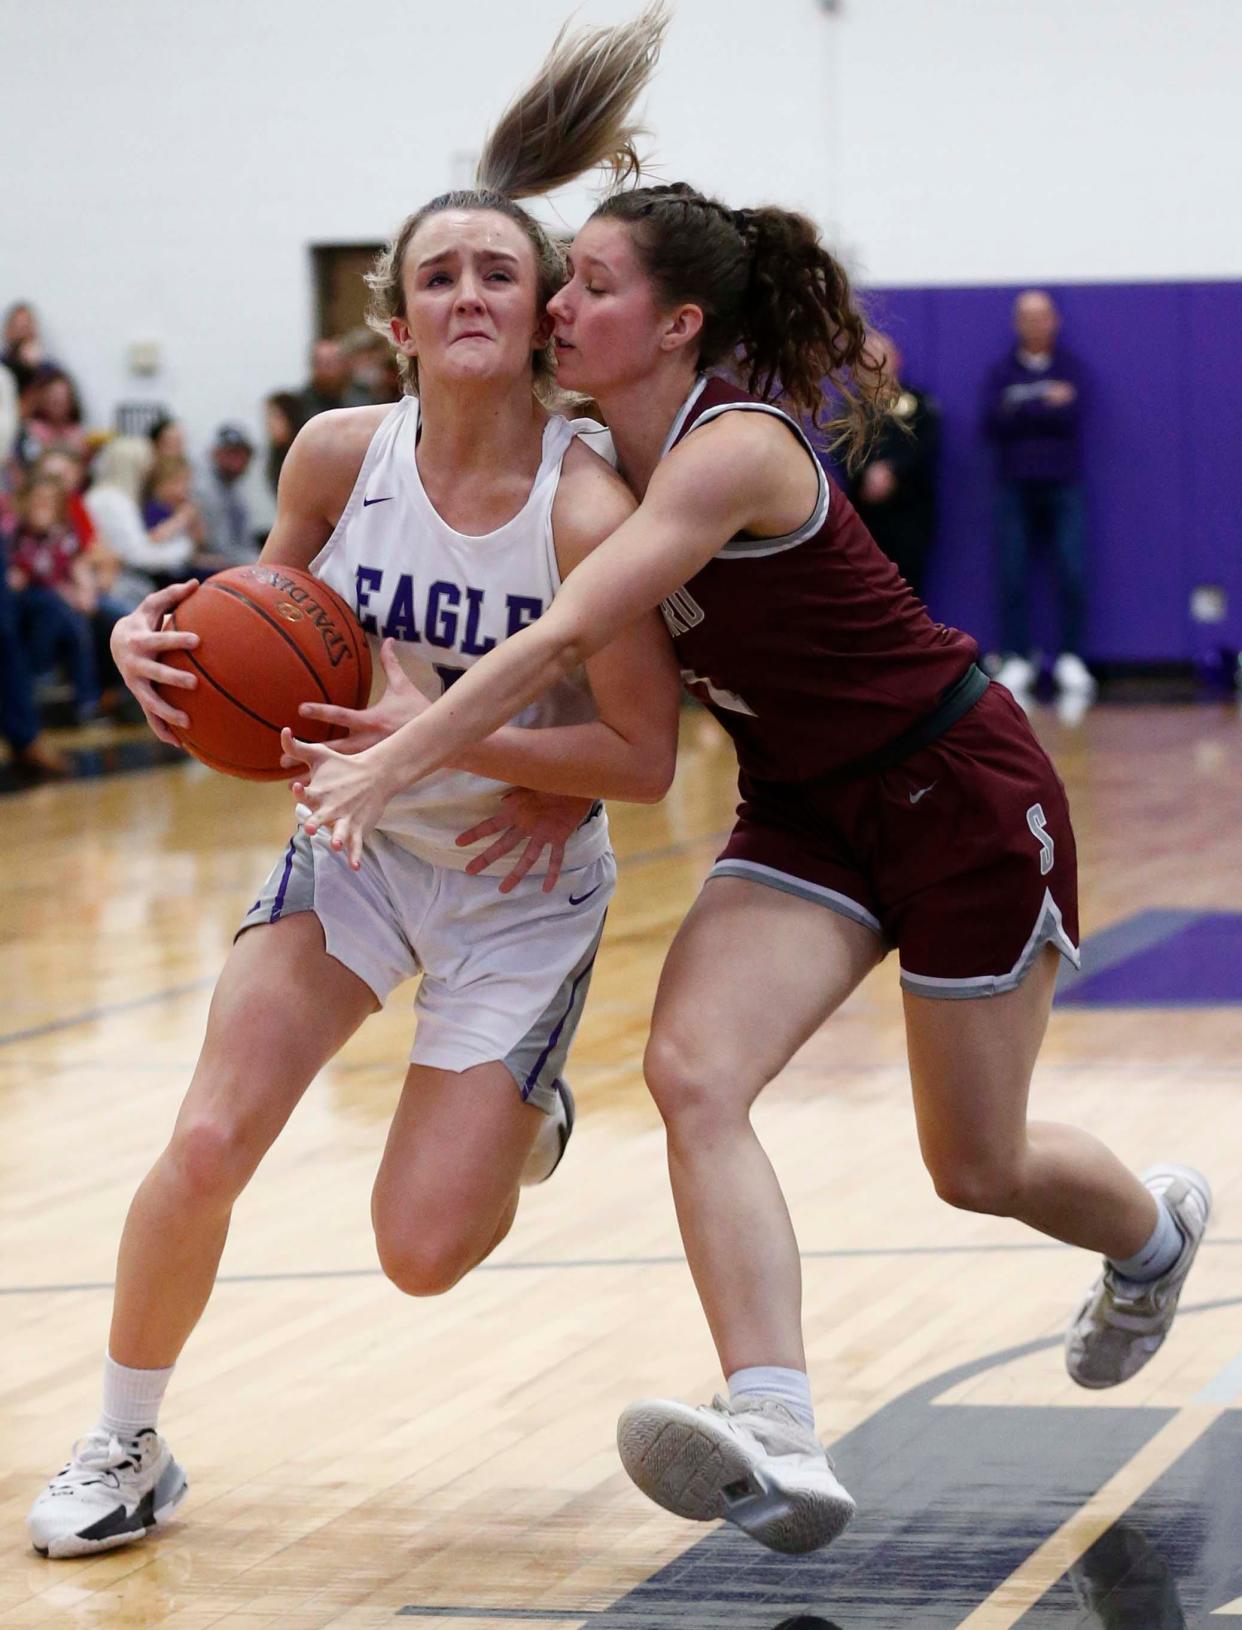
[{"x1": 3, "y1": 0, "x2": 1238, "y2": 470}]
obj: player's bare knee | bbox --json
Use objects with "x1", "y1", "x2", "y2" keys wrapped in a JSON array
[
  {"x1": 644, "y1": 1034, "x2": 749, "y2": 1132},
  {"x1": 928, "y1": 1152, "x2": 1024, "y2": 1217},
  {"x1": 374, "y1": 1219, "x2": 478, "y2": 1298},
  {"x1": 166, "y1": 1116, "x2": 260, "y2": 1207}
]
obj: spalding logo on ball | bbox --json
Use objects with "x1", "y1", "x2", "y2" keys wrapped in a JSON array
[{"x1": 155, "y1": 565, "x2": 372, "y2": 781}]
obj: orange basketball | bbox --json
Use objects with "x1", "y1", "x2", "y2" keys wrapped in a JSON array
[{"x1": 156, "y1": 565, "x2": 372, "y2": 781}]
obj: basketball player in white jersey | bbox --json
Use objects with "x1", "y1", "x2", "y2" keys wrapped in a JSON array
[{"x1": 26, "y1": 10, "x2": 676, "y2": 1558}]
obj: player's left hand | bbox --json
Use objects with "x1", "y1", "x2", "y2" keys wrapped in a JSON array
[
  {"x1": 283, "y1": 729, "x2": 398, "y2": 869},
  {"x1": 291, "y1": 638, "x2": 428, "y2": 757},
  {"x1": 456, "y1": 788, "x2": 595, "y2": 894}
]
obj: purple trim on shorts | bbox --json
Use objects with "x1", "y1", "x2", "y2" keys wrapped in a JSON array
[
  {"x1": 269, "y1": 838, "x2": 297, "y2": 922},
  {"x1": 523, "y1": 953, "x2": 597, "y2": 1101}
]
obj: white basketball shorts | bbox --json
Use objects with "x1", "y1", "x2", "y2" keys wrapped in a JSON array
[{"x1": 237, "y1": 827, "x2": 616, "y2": 1114}]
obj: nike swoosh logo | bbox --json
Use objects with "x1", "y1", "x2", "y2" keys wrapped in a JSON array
[
  {"x1": 908, "y1": 783, "x2": 938, "y2": 805},
  {"x1": 363, "y1": 495, "x2": 395, "y2": 507},
  {"x1": 568, "y1": 883, "x2": 603, "y2": 906}
]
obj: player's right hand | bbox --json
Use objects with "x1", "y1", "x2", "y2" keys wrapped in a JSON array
[{"x1": 109, "y1": 579, "x2": 201, "y2": 747}]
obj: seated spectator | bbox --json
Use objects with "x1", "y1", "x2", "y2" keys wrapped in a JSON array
[
  {"x1": 847, "y1": 331, "x2": 940, "y2": 602},
  {"x1": 84, "y1": 436, "x2": 178, "y2": 609},
  {"x1": 264, "y1": 391, "x2": 300, "y2": 495},
  {"x1": 342, "y1": 328, "x2": 403, "y2": 407},
  {"x1": 142, "y1": 456, "x2": 204, "y2": 561},
  {"x1": 194, "y1": 423, "x2": 258, "y2": 566},
  {"x1": 17, "y1": 367, "x2": 89, "y2": 465},
  {"x1": 0, "y1": 561, "x2": 69, "y2": 775},
  {"x1": 292, "y1": 338, "x2": 349, "y2": 428},
  {"x1": 2, "y1": 302, "x2": 61, "y2": 394},
  {"x1": 33, "y1": 446, "x2": 97, "y2": 552},
  {"x1": 147, "y1": 414, "x2": 189, "y2": 464},
  {"x1": 2, "y1": 302, "x2": 38, "y2": 360},
  {"x1": 0, "y1": 360, "x2": 16, "y2": 471},
  {"x1": 4, "y1": 475, "x2": 103, "y2": 720},
  {"x1": 29, "y1": 446, "x2": 128, "y2": 691}
]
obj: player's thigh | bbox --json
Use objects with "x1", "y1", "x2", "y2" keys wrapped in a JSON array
[
  {"x1": 646, "y1": 876, "x2": 884, "y2": 1116},
  {"x1": 903, "y1": 942, "x2": 1058, "y2": 1188},
  {"x1": 170, "y1": 912, "x2": 378, "y2": 1180},
  {"x1": 371, "y1": 1059, "x2": 539, "y2": 1264},
  {"x1": 885, "y1": 685, "x2": 1077, "y2": 1181}
]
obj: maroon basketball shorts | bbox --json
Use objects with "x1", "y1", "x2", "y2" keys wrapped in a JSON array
[{"x1": 711, "y1": 684, "x2": 1080, "y2": 999}]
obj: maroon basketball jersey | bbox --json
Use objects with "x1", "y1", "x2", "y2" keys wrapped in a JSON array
[{"x1": 660, "y1": 377, "x2": 978, "y2": 781}]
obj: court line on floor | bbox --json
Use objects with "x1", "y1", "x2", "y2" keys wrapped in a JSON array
[
  {"x1": 4, "y1": 1238, "x2": 1240, "y2": 1298},
  {"x1": 0, "y1": 978, "x2": 216, "y2": 1049},
  {"x1": 397, "y1": 1611, "x2": 596, "y2": 1621},
  {"x1": 0, "y1": 834, "x2": 729, "y2": 1053},
  {"x1": 397, "y1": 1297, "x2": 1242, "y2": 1628},
  {"x1": 955, "y1": 1364, "x2": 1240, "y2": 1629},
  {"x1": 0, "y1": 843, "x2": 1220, "y2": 1056}
]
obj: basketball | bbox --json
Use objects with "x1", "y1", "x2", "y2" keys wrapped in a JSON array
[{"x1": 155, "y1": 564, "x2": 372, "y2": 780}]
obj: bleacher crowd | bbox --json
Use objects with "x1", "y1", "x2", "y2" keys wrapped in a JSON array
[{"x1": 0, "y1": 303, "x2": 401, "y2": 776}]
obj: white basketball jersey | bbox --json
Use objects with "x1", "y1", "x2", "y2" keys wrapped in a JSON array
[{"x1": 311, "y1": 397, "x2": 611, "y2": 874}]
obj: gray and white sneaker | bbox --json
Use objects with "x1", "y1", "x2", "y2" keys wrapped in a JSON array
[
  {"x1": 616, "y1": 1394, "x2": 855, "y2": 1554},
  {"x1": 27, "y1": 1427, "x2": 187, "y2": 1557},
  {"x1": 1066, "y1": 1164, "x2": 1211, "y2": 1389}
]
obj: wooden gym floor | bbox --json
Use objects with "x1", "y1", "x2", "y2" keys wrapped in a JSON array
[{"x1": 2, "y1": 699, "x2": 1240, "y2": 1629}]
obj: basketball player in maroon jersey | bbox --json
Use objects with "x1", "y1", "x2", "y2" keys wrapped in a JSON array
[{"x1": 289, "y1": 111, "x2": 1211, "y2": 1563}]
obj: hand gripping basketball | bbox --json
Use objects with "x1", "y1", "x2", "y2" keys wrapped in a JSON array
[
  {"x1": 110, "y1": 580, "x2": 204, "y2": 746},
  {"x1": 283, "y1": 730, "x2": 397, "y2": 870},
  {"x1": 152, "y1": 565, "x2": 371, "y2": 780}
]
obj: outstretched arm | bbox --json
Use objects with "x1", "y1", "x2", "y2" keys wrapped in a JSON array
[
  {"x1": 450, "y1": 448, "x2": 681, "y2": 803},
  {"x1": 288, "y1": 412, "x2": 804, "y2": 864},
  {"x1": 295, "y1": 449, "x2": 682, "y2": 805}
]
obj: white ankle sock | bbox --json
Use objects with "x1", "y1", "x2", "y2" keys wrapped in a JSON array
[
  {"x1": 1108, "y1": 1198, "x2": 1184, "y2": 1284},
  {"x1": 727, "y1": 1365, "x2": 815, "y2": 1432},
  {"x1": 99, "y1": 1353, "x2": 175, "y2": 1437}
]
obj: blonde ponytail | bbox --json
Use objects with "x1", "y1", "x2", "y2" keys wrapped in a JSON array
[
  {"x1": 478, "y1": 5, "x2": 666, "y2": 199},
  {"x1": 365, "y1": 6, "x2": 667, "y2": 401}
]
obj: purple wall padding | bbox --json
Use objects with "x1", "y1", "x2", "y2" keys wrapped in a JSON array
[{"x1": 862, "y1": 280, "x2": 1242, "y2": 663}]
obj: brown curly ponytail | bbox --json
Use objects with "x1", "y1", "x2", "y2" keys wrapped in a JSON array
[{"x1": 594, "y1": 184, "x2": 893, "y2": 461}]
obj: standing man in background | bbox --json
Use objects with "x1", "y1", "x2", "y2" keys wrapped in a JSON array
[
  {"x1": 848, "y1": 332, "x2": 940, "y2": 603},
  {"x1": 194, "y1": 425, "x2": 258, "y2": 566},
  {"x1": 292, "y1": 339, "x2": 350, "y2": 430},
  {"x1": 983, "y1": 290, "x2": 1094, "y2": 698}
]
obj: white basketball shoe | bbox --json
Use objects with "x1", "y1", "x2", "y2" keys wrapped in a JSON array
[
  {"x1": 521, "y1": 1078, "x2": 574, "y2": 1186},
  {"x1": 616, "y1": 1394, "x2": 855, "y2": 1554},
  {"x1": 27, "y1": 1427, "x2": 187, "y2": 1557},
  {"x1": 993, "y1": 654, "x2": 1037, "y2": 695},
  {"x1": 1066, "y1": 1164, "x2": 1211, "y2": 1389},
  {"x1": 1052, "y1": 651, "x2": 1097, "y2": 697}
]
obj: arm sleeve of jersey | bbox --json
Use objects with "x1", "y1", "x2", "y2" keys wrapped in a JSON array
[{"x1": 566, "y1": 417, "x2": 619, "y2": 470}]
